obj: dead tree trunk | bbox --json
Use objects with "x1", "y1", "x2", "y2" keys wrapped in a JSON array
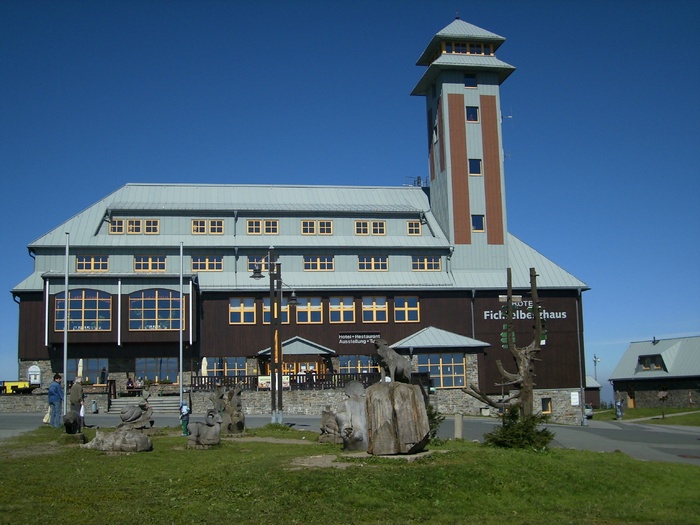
[{"x1": 464, "y1": 267, "x2": 544, "y2": 419}]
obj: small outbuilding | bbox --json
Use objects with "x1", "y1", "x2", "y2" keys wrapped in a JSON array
[{"x1": 609, "y1": 336, "x2": 700, "y2": 409}]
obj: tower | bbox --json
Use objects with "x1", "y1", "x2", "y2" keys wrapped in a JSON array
[{"x1": 412, "y1": 18, "x2": 515, "y2": 270}]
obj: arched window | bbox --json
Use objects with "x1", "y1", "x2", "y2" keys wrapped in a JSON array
[
  {"x1": 55, "y1": 289, "x2": 111, "y2": 331},
  {"x1": 129, "y1": 289, "x2": 183, "y2": 331}
]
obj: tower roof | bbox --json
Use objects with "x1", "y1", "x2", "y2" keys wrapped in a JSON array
[
  {"x1": 412, "y1": 18, "x2": 515, "y2": 95},
  {"x1": 415, "y1": 18, "x2": 507, "y2": 66}
]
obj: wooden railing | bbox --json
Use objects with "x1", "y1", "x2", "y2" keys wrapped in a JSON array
[{"x1": 188, "y1": 372, "x2": 432, "y2": 392}]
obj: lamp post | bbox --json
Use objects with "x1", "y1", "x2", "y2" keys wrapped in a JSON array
[
  {"x1": 251, "y1": 247, "x2": 297, "y2": 424},
  {"x1": 593, "y1": 354, "x2": 601, "y2": 381}
]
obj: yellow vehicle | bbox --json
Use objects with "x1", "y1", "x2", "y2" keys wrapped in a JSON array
[{"x1": 1, "y1": 381, "x2": 37, "y2": 394}]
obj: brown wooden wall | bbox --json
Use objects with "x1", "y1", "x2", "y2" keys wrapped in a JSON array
[
  {"x1": 447, "y1": 93, "x2": 470, "y2": 244},
  {"x1": 474, "y1": 291, "x2": 585, "y2": 391},
  {"x1": 16, "y1": 289, "x2": 586, "y2": 392},
  {"x1": 480, "y1": 94, "x2": 505, "y2": 245},
  {"x1": 198, "y1": 291, "x2": 474, "y2": 358},
  {"x1": 18, "y1": 293, "x2": 197, "y2": 361}
]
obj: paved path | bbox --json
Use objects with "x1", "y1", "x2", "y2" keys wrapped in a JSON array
[{"x1": 1, "y1": 412, "x2": 698, "y2": 466}]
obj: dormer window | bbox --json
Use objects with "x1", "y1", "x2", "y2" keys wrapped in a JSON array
[{"x1": 638, "y1": 355, "x2": 664, "y2": 371}]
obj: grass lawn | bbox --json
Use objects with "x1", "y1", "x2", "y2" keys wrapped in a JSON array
[
  {"x1": 594, "y1": 407, "x2": 700, "y2": 426},
  {"x1": 1, "y1": 424, "x2": 699, "y2": 525}
]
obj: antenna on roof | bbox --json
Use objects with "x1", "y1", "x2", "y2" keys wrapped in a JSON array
[
  {"x1": 405, "y1": 176, "x2": 424, "y2": 187},
  {"x1": 455, "y1": 11, "x2": 460, "y2": 20}
]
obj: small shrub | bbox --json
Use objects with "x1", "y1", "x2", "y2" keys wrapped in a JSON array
[
  {"x1": 483, "y1": 405, "x2": 554, "y2": 449},
  {"x1": 426, "y1": 402, "x2": 445, "y2": 443}
]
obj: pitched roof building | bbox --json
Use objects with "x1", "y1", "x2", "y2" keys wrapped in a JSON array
[
  {"x1": 610, "y1": 336, "x2": 700, "y2": 409},
  {"x1": 11, "y1": 17, "x2": 589, "y2": 423}
]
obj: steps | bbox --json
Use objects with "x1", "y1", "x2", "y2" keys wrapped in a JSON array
[{"x1": 109, "y1": 396, "x2": 181, "y2": 414}]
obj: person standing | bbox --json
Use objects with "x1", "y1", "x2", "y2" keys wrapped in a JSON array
[
  {"x1": 180, "y1": 402, "x2": 191, "y2": 436},
  {"x1": 69, "y1": 377, "x2": 84, "y2": 430},
  {"x1": 48, "y1": 374, "x2": 64, "y2": 428}
]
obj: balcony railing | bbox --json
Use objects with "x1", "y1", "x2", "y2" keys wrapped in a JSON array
[{"x1": 189, "y1": 372, "x2": 432, "y2": 393}]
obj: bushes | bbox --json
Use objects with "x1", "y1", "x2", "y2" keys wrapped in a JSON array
[
  {"x1": 425, "y1": 402, "x2": 445, "y2": 442},
  {"x1": 483, "y1": 406, "x2": 554, "y2": 450}
]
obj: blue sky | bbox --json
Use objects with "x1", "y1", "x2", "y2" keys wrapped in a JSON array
[{"x1": 1, "y1": 1, "x2": 698, "y2": 402}]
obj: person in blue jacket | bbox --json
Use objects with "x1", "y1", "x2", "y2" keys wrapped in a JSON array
[{"x1": 48, "y1": 374, "x2": 64, "y2": 428}]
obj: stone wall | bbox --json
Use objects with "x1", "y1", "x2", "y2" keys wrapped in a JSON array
[
  {"x1": 4, "y1": 358, "x2": 586, "y2": 425},
  {"x1": 614, "y1": 379, "x2": 700, "y2": 409},
  {"x1": 0, "y1": 385, "x2": 585, "y2": 424}
]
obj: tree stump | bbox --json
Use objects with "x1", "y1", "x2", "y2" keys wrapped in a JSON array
[{"x1": 366, "y1": 382, "x2": 430, "y2": 455}]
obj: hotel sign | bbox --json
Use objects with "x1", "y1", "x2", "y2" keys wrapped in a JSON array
[{"x1": 338, "y1": 332, "x2": 381, "y2": 345}]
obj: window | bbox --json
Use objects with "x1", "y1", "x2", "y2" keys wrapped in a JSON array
[
  {"x1": 318, "y1": 220, "x2": 333, "y2": 235},
  {"x1": 66, "y1": 358, "x2": 109, "y2": 384},
  {"x1": 76, "y1": 255, "x2": 109, "y2": 272},
  {"x1": 358, "y1": 256, "x2": 388, "y2": 271},
  {"x1": 127, "y1": 219, "x2": 142, "y2": 234},
  {"x1": 355, "y1": 220, "x2": 385, "y2": 235},
  {"x1": 329, "y1": 296, "x2": 355, "y2": 323},
  {"x1": 247, "y1": 219, "x2": 261, "y2": 234},
  {"x1": 192, "y1": 220, "x2": 207, "y2": 234},
  {"x1": 339, "y1": 355, "x2": 379, "y2": 374},
  {"x1": 192, "y1": 219, "x2": 224, "y2": 234},
  {"x1": 301, "y1": 220, "x2": 316, "y2": 235},
  {"x1": 471, "y1": 215, "x2": 485, "y2": 232},
  {"x1": 541, "y1": 397, "x2": 553, "y2": 414},
  {"x1": 229, "y1": 298, "x2": 256, "y2": 324},
  {"x1": 445, "y1": 41, "x2": 467, "y2": 54},
  {"x1": 468, "y1": 158, "x2": 482, "y2": 176},
  {"x1": 110, "y1": 219, "x2": 124, "y2": 234},
  {"x1": 469, "y1": 42, "x2": 491, "y2": 55},
  {"x1": 638, "y1": 355, "x2": 664, "y2": 371},
  {"x1": 412, "y1": 256, "x2": 441, "y2": 271},
  {"x1": 303, "y1": 255, "x2": 334, "y2": 271},
  {"x1": 264, "y1": 219, "x2": 279, "y2": 234},
  {"x1": 248, "y1": 255, "x2": 270, "y2": 272},
  {"x1": 395, "y1": 296, "x2": 420, "y2": 322},
  {"x1": 135, "y1": 357, "x2": 178, "y2": 383},
  {"x1": 204, "y1": 357, "x2": 247, "y2": 377},
  {"x1": 192, "y1": 255, "x2": 223, "y2": 271},
  {"x1": 301, "y1": 219, "x2": 333, "y2": 235},
  {"x1": 129, "y1": 289, "x2": 182, "y2": 331},
  {"x1": 362, "y1": 296, "x2": 388, "y2": 323},
  {"x1": 296, "y1": 297, "x2": 322, "y2": 324},
  {"x1": 209, "y1": 219, "x2": 224, "y2": 234},
  {"x1": 416, "y1": 353, "x2": 466, "y2": 388},
  {"x1": 466, "y1": 106, "x2": 479, "y2": 122},
  {"x1": 444, "y1": 41, "x2": 492, "y2": 56},
  {"x1": 407, "y1": 221, "x2": 422, "y2": 235},
  {"x1": 134, "y1": 255, "x2": 166, "y2": 272},
  {"x1": 464, "y1": 74, "x2": 477, "y2": 88},
  {"x1": 55, "y1": 289, "x2": 111, "y2": 331},
  {"x1": 355, "y1": 221, "x2": 369, "y2": 235},
  {"x1": 144, "y1": 219, "x2": 159, "y2": 234},
  {"x1": 263, "y1": 296, "x2": 292, "y2": 324}
]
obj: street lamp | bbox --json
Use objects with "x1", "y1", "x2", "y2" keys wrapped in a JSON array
[
  {"x1": 250, "y1": 247, "x2": 297, "y2": 424},
  {"x1": 593, "y1": 354, "x2": 601, "y2": 381}
]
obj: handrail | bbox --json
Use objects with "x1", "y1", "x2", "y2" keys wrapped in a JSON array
[{"x1": 188, "y1": 372, "x2": 432, "y2": 392}]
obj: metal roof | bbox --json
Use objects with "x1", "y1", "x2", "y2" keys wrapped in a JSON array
[
  {"x1": 13, "y1": 183, "x2": 588, "y2": 295},
  {"x1": 585, "y1": 375, "x2": 601, "y2": 389},
  {"x1": 609, "y1": 336, "x2": 700, "y2": 381},
  {"x1": 27, "y1": 183, "x2": 439, "y2": 249},
  {"x1": 411, "y1": 55, "x2": 516, "y2": 95},
  {"x1": 257, "y1": 336, "x2": 337, "y2": 356},
  {"x1": 504, "y1": 235, "x2": 588, "y2": 290},
  {"x1": 198, "y1": 270, "x2": 456, "y2": 293},
  {"x1": 391, "y1": 326, "x2": 490, "y2": 350},
  {"x1": 416, "y1": 18, "x2": 507, "y2": 66}
]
